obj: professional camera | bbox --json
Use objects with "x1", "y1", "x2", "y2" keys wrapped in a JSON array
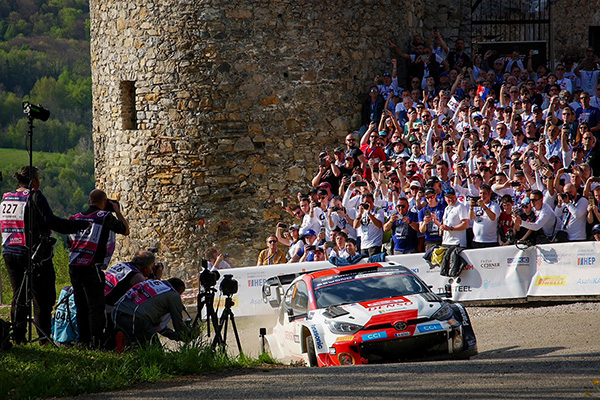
[
  {"x1": 32, "y1": 236, "x2": 57, "y2": 263},
  {"x1": 199, "y1": 259, "x2": 220, "y2": 289},
  {"x1": 219, "y1": 274, "x2": 238, "y2": 297},
  {"x1": 22, "y1": 101, "x2": 50, "y2": 121},
  {"x1": 104, "y1": 199, "x2": 119, "y2": 213}
]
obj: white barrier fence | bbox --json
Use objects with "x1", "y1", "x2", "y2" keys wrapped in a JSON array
[{"x1": 183, "y1": 242, "x2": 600, "y2": 317}]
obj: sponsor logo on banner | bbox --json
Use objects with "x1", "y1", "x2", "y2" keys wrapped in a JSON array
[
  {"x1": 480, "y1": 259, "x2": 501, "y2": 269},
  {"x1": 418, "y1": 323, "x2": 443, "y2": 333},
  {"x1": 507, "y1": 257, "x2": 530, "y2": 266},
  {"x1": 463, "y1": 264, "x2": 474, "y2": 271},
  {"x1": 577, "y1": 257, "x2": 596, "y2": 266},
  {"x1": 335, "y1": 336, "x2": 355, "y2": 342},
  {"x1": 362, "y1": 331, "x2": 387, "y2": 341},
  {"x1": 310, "y1": 325, "x2": 323, "y2": 349},
  {"x1": 535, "y1": 276, "x2": 566, "y2": 287},
  {"x1": 576, "y1": 278, "x2": 600, "y2": 285},
  {"x1": 395, "y1": 331, "x2": 411, "y2": 338},
  {"x1": 248, "y1": 278, "x2": 267, "y2": 287},
  {"x1": 482, "y1": 277, "x2": 525, "y2": 290}
]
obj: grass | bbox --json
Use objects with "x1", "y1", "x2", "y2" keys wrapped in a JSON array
[{"x1": 0, "y1": 340, "x2": 278, "y2": 399}]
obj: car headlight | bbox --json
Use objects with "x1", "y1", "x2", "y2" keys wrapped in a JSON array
[
  {"x1": 325, "y1": 319, "x2": 363, "y2": 334},
  {"x1": 430, "y1": 303, "x2": 453, "y2": 321}
]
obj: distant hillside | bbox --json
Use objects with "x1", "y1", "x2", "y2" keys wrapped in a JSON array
[{"x1": 0, "y1": 1, "x2": 94, "y2": 217}]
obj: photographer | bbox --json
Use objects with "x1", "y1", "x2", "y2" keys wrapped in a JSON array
[
  {"x1": 352, "y1": 193, "x2": 385, "y2": 256},
  {"x1": 104, "y1": 250, "x2": 157, "y2": 308},
  {"x1": 113, "y1": 278, "x2": 190, "y2": 350},
  {"x1": 1, "y1": 166, "x2": 89, "y2": 345},
  {"x1": 204, "y1": 247, "x2": 232, "y2": 271},
  {"x1": 68, "y1": 189, "x2": 130, "y2": 349},
  {"x1": 513, "y1": 190, "x2": 557, "y2": 243},
  {"x1": 555, "y1": 184, "x2": 588, "y2": 242},
  {"x1": 469, "y1": 184, "x2": 500, "y2": 247}
]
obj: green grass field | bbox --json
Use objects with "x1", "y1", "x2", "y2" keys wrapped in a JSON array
[{"x1": 0, "y1": 148, "x2": 57, "y2": 171}]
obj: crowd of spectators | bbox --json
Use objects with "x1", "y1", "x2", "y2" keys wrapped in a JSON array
[{"x1": 257, "y1": 31, "x2": 600, "y2": 265}]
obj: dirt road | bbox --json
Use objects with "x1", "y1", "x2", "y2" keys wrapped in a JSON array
[{"x1": 80, "y1": 302, "x2": 600, "y2": 399}]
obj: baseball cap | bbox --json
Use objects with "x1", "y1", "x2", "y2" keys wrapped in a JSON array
[
  {"x1": 303, "y1": 229, "x2": 317, "y2": 237},
  {"x1": 379, "y1": 130, "x2": 388, "y2": 136},
  {"x1": 334, "y1": 147, "x2": 344, "y2": 154},
  {"x1": 521, "y1": 197, "x2": 531, "y2": 205},
  {"x1": 425, "y1": 187, "x2": 436, "y2": 195},
  {"x1": 592, "y1": 224, "x2": 600, "y2": 234},
  {"x1": 319, "y1": 151, "x2": 328, "y2": 158},
  {"x1": 443, "y1": 188, "x2": 456, "y2": 196},
  {"x1": 426, "y1": 177, "x2": 440, "y2": 186},
  {"x1": 439, "y1": 72, "x2": 449, "y2": 77},
  {"x1": 318, "y1": 182, "x2": 332, "y2": 189},
  {"x1": 289, "y1": 224, "x2": 300, "y2": 231},
  {"x1": 410, "y1": 181, "x2": 422, "y2": 188}
]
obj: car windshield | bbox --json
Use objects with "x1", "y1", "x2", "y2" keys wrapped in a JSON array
[{"x1": 312, "y1": 267, "x2": 429, "y2": 309}]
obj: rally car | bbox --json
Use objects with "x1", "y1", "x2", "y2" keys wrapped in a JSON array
[{"x1": 260, "y1": 262, "x2": 477, "y2": 367}]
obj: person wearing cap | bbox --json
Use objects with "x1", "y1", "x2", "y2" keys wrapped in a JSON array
[
  {"x1": 591, "y1": 224, "x2": 600, "y2": 241},
  {"x1": 257, "y1": 235, "x2": 287, "y2": 266},
  {"x1": 426, "y1": 176, "x2": 446, "y2": 205},
  {"x1": 276, "y1": 223, "x2": 305, "y2": 261},
  {"x1": 418, "y1": 187, "x2": 446, "y2": 251},
  {"x1": 513, "y1": 189, "x2": 557, "y2": 243},
  {"x1": 383, "y1": 197, "x2": 419, "y2": 254},
  {"x1": 436, "y1": 188, "x2": 469, "y2": 247},
  {"x1": 469, "y1": 183, "x2": 500, "y2": 247},
  {"x1": 353, "y1": 193, "x2": 385, "y2": 256},
  {"x1": 376, "y1": 59, "x2": 400, "y2": 97},
  {"x1": 312, "y1": 152, "x2": 341, "y2": 196},
  {"x1": 289, "y1": 229, "x2": 319, "y2": 263}
]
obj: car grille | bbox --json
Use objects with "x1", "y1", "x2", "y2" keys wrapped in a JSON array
[
  {"x1": 358, "y1": 331, "x2": 448, "y2": 363},
  {"x1": 366, "y1": 317, "x2": 432, "y2": 331}
]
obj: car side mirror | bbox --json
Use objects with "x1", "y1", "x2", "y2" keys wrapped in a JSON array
[{"x1": 262, "y1": 277, "x2": 283, "y2": 308}]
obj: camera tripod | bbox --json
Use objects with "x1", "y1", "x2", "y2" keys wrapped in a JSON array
[
  {"x1": 11, "y1": 115, "x2": 56, "y2": 346},
  {"x1": 192, "y1": 286, "x2": 223, "y2": 344},
  {"x1": 211, "y1": 295, "x2": 242, "y2": 354}
]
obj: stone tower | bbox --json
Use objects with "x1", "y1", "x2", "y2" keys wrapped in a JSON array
[{"x1": 90, "y1": 0, "x2": 425, "y2": 276}]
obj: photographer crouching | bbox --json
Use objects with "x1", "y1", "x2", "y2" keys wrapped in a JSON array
[
  {"x1": 112, "y1": 278, "x2": 190, "y2": 350},
  {"x1": 0, "y1": 166, "x2": 89, "y2": 345}
]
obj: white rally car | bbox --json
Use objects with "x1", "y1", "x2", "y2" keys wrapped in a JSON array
[{"x1": 261, "y1": 262, "x2": 477, "y2": 367}]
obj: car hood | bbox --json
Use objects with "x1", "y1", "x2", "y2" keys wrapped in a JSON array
[{"x1": 316, "y1": 293, "x2": 443, "y2": 326}]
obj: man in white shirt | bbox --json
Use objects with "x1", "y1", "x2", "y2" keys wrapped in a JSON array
[
  {"x1": 555, "y1": 184, "x2": 588, "y2": 241},
  {"x1": 437, "y1": 188, "x2": 469, "y2": 247},
  {"x1": 469, "y1": 184, "x2": 500, "y2": 247},
  {"x1": 352, "y1": 193, "x2": 385, "y2": 256},
  {"x1": 513, "y1": 190, "x2": 557, "y2": 242}
]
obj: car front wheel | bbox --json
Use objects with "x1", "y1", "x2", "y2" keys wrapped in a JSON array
[{"x1": 305, "y1": 335, "x2": 318, "y2": 367}]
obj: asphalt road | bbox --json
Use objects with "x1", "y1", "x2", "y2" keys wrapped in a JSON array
[{"x1": 75, "y1": 302, "x2": 600, "y2": 400}]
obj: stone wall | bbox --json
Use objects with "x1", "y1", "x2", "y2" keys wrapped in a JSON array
[
  {"x1": 90, "y1": 0, "x2": 425, "y2": 276},
  {"x1": 552, "y1": 0, "x2": 600, "y2": 61}
]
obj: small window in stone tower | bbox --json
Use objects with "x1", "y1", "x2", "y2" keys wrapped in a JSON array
[{"x1": 120, "y1": 80, "x2": 137, "y2": 130}]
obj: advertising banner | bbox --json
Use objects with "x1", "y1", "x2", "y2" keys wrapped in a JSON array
[{"x1": 183, "y1": 242, "x2": 600, "y2": 317}]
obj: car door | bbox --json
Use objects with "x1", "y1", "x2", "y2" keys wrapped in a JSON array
[{"x1": 280, "y1": 280, "x2": 309, "y2": 359}]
